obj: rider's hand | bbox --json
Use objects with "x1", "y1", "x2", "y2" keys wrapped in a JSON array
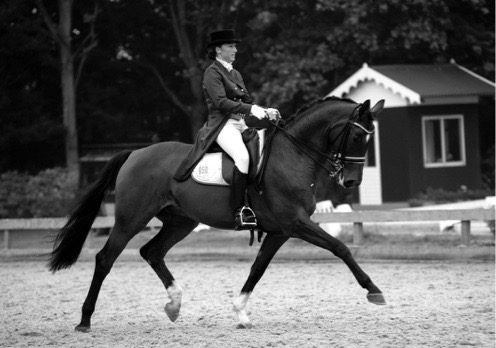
[
  {"x1": 250, "y1": 105, "x2": 266, "y2": 120},
  {"x1": 265, "y1": 108, "x2": 280, "y2": 120}
]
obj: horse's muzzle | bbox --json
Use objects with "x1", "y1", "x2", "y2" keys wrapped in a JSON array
[{"x1": 340, "y1": 163, "x2": 363, "y2": 188}]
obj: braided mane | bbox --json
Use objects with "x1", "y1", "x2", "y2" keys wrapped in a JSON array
[{"x1": 284, "y1": 96, "x2": 355, "y2": 125}]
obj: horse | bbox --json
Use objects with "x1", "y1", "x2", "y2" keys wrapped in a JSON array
[{"x1": 48, "y1": 96, "x2": 386, "y2": 332}]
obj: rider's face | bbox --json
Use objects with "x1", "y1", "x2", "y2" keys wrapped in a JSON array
[{"x1": 216, "y1": 43, "x2": 237, "y2": 63}]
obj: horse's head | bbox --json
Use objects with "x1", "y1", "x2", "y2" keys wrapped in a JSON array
[
  {"x1": 328, "y1": 99, "x2": 384, "y2": 188},
  {"x1": 276, "y1": 97, "x2": 385, "y2": 189}
]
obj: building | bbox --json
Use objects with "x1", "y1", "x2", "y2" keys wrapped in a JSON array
[{"x1": 328, "y1": 61, "x2": 495, "y2": 204}]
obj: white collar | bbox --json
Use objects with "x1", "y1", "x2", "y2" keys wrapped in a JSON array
[{"x1": 216, "y1": 57, "x2": 233, "y2": 72}]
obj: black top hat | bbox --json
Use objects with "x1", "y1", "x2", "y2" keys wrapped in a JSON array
[{"x1": 207, "y1": 29, "x2": 242, "y2": 48}]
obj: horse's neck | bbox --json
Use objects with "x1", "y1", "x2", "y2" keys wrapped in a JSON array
[
  {"x1": 274, "y1": 103, "x2": 349, "y2": 180},
  {"x1": 286, "y1": 108, "x2": 336, "y2": 151},
  {"x1": 271, "y1": 121, "x2": 327, "y2": 182}
]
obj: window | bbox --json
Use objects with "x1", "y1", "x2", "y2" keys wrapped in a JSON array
[{"x1": 422, "y1": 115, "x2": 465, "y2": 167}]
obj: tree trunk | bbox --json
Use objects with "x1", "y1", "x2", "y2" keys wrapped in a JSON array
[
  {"x1": 188, "y1": 67, "x2": 206, "y2": 139},
  {"x1": 59, "y1": 0, "x2": 79, "y2": 183},
  {"x1": 167, "y1": 0, "x2": 207, "y2": 140}
]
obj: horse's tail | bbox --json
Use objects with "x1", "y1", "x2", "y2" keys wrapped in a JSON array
[{"x1": 47, "y1": 150, "x2": 133, "y2": 273}]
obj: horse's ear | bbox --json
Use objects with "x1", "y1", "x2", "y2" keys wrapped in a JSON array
[
  {"x1": 370, "y1": 99, "x2": 385, "y2": 116},
  {"x1": 358, "y1": 100, "x2": 370, "y2": 115}
]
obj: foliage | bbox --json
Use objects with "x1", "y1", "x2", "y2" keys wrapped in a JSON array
[
  {"x1": 0, "y1": 1, "x2": 65, "y2": 173},
  {"x1": 0, "y1": 0, "x2": 494, "y2": 174},
  {"x1": 408, "y1": 186, "x2": 495, "y2": 207},
  {"x1": 0, "y1": 167, "x2": 77, "y2": 218},
  {"x1": 244, "y1": 0, "x2": 494, "y2": 113}
]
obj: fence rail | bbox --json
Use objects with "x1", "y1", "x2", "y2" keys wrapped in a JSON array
[
  {"x1": 312, "y1": 208, "x2": 495, "y2": 245},
  {"x1": 1, "y1": 209, "x2": 494, "y2": 250}
]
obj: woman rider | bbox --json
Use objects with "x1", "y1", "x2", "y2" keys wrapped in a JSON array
[{"x1": 174, "y1": 29, "x2": 279, "y2": 230}]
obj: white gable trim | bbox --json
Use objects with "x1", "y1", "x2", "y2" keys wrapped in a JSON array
[{"x1": 329, "y1": 63, "x2": 421, "y2": 105}]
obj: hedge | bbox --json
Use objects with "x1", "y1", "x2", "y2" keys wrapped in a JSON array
[{"x1": 0, "y1": 167, "x2": 77, "y2": 218}]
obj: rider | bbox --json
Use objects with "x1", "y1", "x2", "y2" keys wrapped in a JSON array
[{"x1": 174, "y1": 29, "x2": 279, "y2": 230}]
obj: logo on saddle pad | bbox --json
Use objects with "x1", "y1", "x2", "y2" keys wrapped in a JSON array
[{"x1": 192, "y1": 129, "x2": 265, "y2": 186}]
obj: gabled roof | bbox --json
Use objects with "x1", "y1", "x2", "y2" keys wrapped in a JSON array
[{"x1": 330, "y1": 61, "x2": 495, "y2": 105}]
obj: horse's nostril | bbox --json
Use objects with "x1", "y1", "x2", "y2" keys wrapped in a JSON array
[{"x1": 344, "y1": 180, "x2": 356, "y2": 188}]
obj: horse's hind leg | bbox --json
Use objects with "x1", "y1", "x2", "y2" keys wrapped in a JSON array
[
  {"x1": 76, "y1": 222, "x2": 139, "y2": 332},
  {"x1": 233, "y1": 233, "x2": 289, "y2": 328},
  {"x1": 139, "y1": 213, "x2": 198, "y2": 322}
]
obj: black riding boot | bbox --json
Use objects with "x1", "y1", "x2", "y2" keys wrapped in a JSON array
[{"x1": 231, "y1": 166, "x2": 257, "y2": 231}]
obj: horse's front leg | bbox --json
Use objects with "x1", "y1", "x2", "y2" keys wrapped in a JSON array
[
  {"x1": 291, "y1": 215, "x2": 386, "y2": 305},
  {"x1": 233, "y1": 233, "x2": 289, "y2": 328}
]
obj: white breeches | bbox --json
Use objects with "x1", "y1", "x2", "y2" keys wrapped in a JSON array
[{"x1": 216, "y1": 118, "x2": 249, "y2": 174}]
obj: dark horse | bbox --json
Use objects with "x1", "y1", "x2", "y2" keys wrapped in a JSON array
[{"x1": 48, "y1": 96, "x2": 386, "y2": 331}]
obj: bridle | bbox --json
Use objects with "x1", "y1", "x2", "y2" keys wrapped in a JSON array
[{"x1": 270, "y1": 104, "x2": 375, "y2": 178}]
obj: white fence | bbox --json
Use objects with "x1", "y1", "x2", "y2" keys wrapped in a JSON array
[{"x1": 1, "y1": 209, "x2": 494, "y2": 250}]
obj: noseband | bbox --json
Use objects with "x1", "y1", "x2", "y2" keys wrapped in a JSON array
[{"x1": 272, "y1": 104, "x2": 374, "y2": 178}]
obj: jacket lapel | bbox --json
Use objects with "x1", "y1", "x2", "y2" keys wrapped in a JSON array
[{"x1": 213, "y1": 60, "x2": 245, "y2": 89}]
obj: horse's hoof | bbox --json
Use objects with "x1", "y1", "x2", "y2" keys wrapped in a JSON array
[
  {"x1": 74, "y1": 325, "x2": 91, "y2": 333},
  {"x1": 367, "y1": 292, "x2": 386, "y2": 305},
  {"x1": 236, "y1": 322, "x2": 253, "y2": 329},
  {"x1": 165, "y1": 303, "x2": 180, "y2": 322}
]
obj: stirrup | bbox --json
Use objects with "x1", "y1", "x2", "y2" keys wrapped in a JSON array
[
  {"x1": 234, "y1": 206, "x2": 257, "y2": 231},
  {"x1": 240, "y1": 206, "x2": 257, "y2": 227}
]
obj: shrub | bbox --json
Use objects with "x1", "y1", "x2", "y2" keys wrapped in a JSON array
[{"x1": 0, "y1": 167, "x2": 77, "y2": 218}]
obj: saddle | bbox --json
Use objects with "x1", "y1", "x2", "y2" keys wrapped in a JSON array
[{"x1": 191, "y1": 128, "x2": 265, "y2": 186}]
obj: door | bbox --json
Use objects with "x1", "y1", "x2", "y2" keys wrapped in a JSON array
[{"x1": 359, "y1": 120, "x2": 382, "y2": 205}]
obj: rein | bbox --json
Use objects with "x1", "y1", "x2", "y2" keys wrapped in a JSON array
[
  {"x1": 272, "y1": 104, "x2": 371, "y2": 177},
  {"x1": 254, "y1": 103, "x2": 374, "y2": 195}
]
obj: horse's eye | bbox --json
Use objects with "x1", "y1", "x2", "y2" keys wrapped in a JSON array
[{"x1": 352, "y1": 136, "x2": 360, "y2": 143}]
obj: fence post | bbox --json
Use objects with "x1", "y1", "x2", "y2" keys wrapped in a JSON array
[
  {"x1": 353, "y1": 222, "x2": 364, "y2": 245},
  {"x1": 3, "y1": 230, "x2": 10, "y2": 250},
  {"x1": 460, "y1": 220, "x2": 471, "y2": 246}
]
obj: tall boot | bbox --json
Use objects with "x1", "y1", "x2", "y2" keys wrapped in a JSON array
[{"x1": 231, "y1": 166, "x2": 257, "y2": 231}]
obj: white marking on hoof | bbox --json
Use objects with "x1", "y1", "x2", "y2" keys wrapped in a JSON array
[
  {"x1": 236, "y1": 322, "x2": 253, "y2": 329},
  {"x1": 165, "y1": 282, "x2": 183, "y2": 322},
  {"x1": 233, "y1": 293, "x2": 252, "y2": 328}
]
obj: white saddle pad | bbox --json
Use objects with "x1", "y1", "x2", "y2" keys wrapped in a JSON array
[
  {"x1": 191, "y1": 129, "x2": 266, "y2": 186},
  {"x1": 191, "y1": 153, "x2": 229, "y2": 186}
]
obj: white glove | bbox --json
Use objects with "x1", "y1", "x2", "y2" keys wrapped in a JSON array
[
  {"x1": 265, "y1": 108, "x2": 280, "y2": 120},
  {"x1": 250, "y1": 105, "x2": 267, "y2": 120}
]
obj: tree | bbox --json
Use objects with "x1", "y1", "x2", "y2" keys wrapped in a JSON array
[
  {"x1": 241, "y1": 0, "x2": 494, "y2": 114},
  {"x1": 104, "y1": 0, "x2": 249, "y2": 139},
  {"x1": 35, "y1": 0, "x2": 98, "y2": 183},
  {"x1": 0, "y1": 0, "x2": 493, "y2": 174},
  {"x1": 0, "y1": 1, "x2": 64, "y2": 173},
  {"x1": 313, "y1": 0, "x2": 494, "y2": 77}
]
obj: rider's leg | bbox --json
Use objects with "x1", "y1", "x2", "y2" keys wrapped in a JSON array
[
  {"x1": 216, "y1": 119, "x2": 249, "y2": 173},
  {"x1": 229, "y1": 166, "x2": 256, "y2": 230},
  {"x1": 216, "y1": 119, "x2": 255, "y2": 229}
]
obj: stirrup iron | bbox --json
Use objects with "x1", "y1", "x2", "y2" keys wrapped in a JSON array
[{"x1": 239, "y1": 206, "x2": 257, "y2": 227}]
